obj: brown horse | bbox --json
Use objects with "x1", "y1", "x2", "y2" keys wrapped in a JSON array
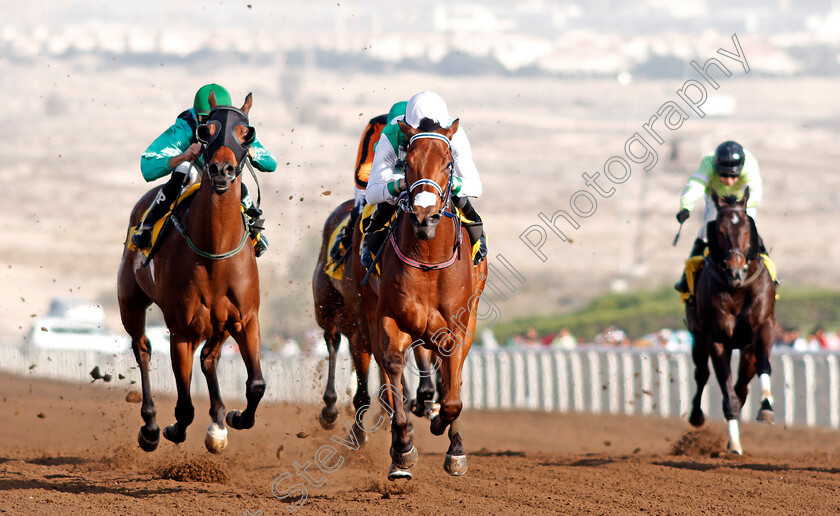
[
  {"x1": 312, "y1": 200, "x2": 439, "y2": 445},
  {"x1": 351, "y1": 118, "x2": 487, "y2": 480},
  {"x1": 686, "y1": 188, "x2": 776, "y2": 454},
  {"x1": 117, "y1": 92, "x2": 265, "y2": 454}
]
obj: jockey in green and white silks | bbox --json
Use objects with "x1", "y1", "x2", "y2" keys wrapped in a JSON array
[
  {"x1": 133, "y1": 83, "x2": 277, "y2": 257},
  {"x1": 361, "y1": 91, "x2": 486, "y2": 268},
  {"x1": 674, "y1": 140, "x2": 767, "y2": 293}
]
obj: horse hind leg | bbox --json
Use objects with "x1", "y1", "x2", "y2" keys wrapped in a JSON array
[
  {"x1": 754, "y1": 322, "x2": 776, "y2": 423},
  {"x1": 318, "y1": 325, "x2": 341, "y2": 430},
  {"x1": 689, "y1": 336, "x2": 710, "y2": 427},
  {"x1": 163, "y1": 337, "x2": 196, "y2": 444},
  {"x1": 410, "y1": 346, "x2": 438, "y2": 418},
  {"x1": 710, "y1": 348, "x2": 743, "y2": 454},
  {"x1": 200, "y1": 335, "x2": 229, "y2": 453},
  {"x1": 350, "y1": 335, "x2": 371, "y2": 445},
  {"x1": 118, "y1": 281, "x2": 159, "y2": 452}
]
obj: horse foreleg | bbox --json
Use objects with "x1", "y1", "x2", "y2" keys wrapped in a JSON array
[
  {"x1": 432, "y1": 347, "x2": 468, "y2": 476},
  {"x1": 689, "y1": 335, "x2": 710, "y2": 427},
  {"x1": 200, "y1": 335, "x2": 228, "y2": 453},
  {"x1": 709, "y1": 346, "x2": 743, "y2": 454},
  {"x1": 163, "y1": 337, "x2": 196, "y2": 444},
  {"x1": 734, "y1": 351, "x2": 756, "y2": 409},
  {"x1": 380, "y1": 316, "x2": 417, "y2": 481},
  {"x1": 755, "y1": 321, "x2": 775, "y2": 423},
  {"x1": 319, "y1": 325, "x2": 341, "y2": 430},
  {"x1": 226, "y1": 318, "x2": 266, "y2": 430}
]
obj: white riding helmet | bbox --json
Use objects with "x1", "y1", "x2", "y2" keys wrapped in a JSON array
[{"x1": 405, "y1": 91, "x2": 451, "y2": 128}]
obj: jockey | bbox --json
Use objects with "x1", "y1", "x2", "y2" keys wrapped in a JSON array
[
  {"x1": 361, "y1": 91, "x2": 486, "y2": 269},
  {"x1": 674, "y1": 140, "x2": 769, "y2": 293},
  {"x1": 132, "y1": 83, "x2": 277, "y2": 257},
  {"x1": 329, "y1": 100, "x2": 407, "y2": 263}
]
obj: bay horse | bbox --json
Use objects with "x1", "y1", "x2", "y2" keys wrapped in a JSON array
[
  {"x1": 686, "y1": 188, "x2": 776, "y2": 454},
  {"x1": 351, "y1": 118, "x2": 487, "y2": 480},
  {"x1": 312, "y1": 200, "x2": 439, "y2": 444},
  {"x1": 117, "y1": 92, "x2": 265, "y2": 454}
]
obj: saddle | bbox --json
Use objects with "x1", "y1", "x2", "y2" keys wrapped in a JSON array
[{"x1": 127, "y1": 183, "x2": 201, "y2": 257}]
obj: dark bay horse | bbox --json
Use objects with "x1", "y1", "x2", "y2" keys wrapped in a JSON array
[
  {"x1": 351, "y1": 118, "x2": 488, "y2": 480},
  {"x1": 686, "y1": 188, "x2": 776, "y2": 454},
  {"x1": 312, "y1": 200, "x2": 439, "y2": 445},
  {"x1": 118, "y1": 92, "x2": 265, "y2": 454}
]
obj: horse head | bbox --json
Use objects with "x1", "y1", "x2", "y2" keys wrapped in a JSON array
[
  {"x1": 711, "y1": 187, "x2": 754, "y2": 287},
  {"x1": 398, "y1": 118, "x2": 459, "y2": 240},
  {"x1": 195, "y1": 91, "x2": 256, "y2": 194}
]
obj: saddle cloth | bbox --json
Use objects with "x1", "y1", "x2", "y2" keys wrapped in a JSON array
[{"x1": 127, "y1": 183, "x2": 201, "y2": 256}]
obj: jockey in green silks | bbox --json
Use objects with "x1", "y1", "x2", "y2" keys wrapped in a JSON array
[
  {"x1": 674, "y1": 140, "x2": 774, "y2": 293},
  {"x1": 132, "y1": 83, "x2": 277, "y2": 257}
]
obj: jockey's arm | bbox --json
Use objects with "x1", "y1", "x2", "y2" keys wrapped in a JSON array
[
  {"x1": 248, "y1": 135, "x2": 277, "y2": 172},
  {"x1": 679, "y1": 157, "x2": 713, "y2": 212},
  {"x1": 365, "y1": 133, "x2": 402, "y2": 205},
  {"x1": 451, "y1": 129, "x2": 482, "y2": 198},
  {"x1": 140, "y1": 119, "x2": 194, "y2": 182}
]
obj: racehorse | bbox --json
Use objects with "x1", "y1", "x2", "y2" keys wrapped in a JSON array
[
  {"x1": 312, "y1": 200, "x2": 439, "y2": 445},
  {"x1": 686, "y1": 188, "x2": 776, "y2": 454},
  {"x1": 351, "y1": 118, "x2": 488, "y2": 480},
  {"x1": 117, "y1": 92, "x2": 266, "y2": 454}
]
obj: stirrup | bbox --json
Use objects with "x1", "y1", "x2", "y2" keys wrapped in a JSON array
[{"x1": 253, "y1": 234, "x2": 268, "y2": 258}]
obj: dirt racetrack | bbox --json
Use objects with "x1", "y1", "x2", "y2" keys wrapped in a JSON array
[{"x1": 2, "y1": 372, "x2": 840, "y2": 515}]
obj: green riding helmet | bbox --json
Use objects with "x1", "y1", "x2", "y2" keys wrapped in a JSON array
[{"x1": 194, "y1": 83, "x2": 232, "y2": 117}]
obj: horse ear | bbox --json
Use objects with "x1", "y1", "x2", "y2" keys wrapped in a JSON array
[
  {"x1": 742, "y1": 186, "x2": 750, "y2": 206},
  {"x1": 209, "y1": 90, "x2": 217, "y2": 109},
  {"x1": 241, "y1": 93, "x2": 253, "y2": 115},
  {"x1": 398, "y1": 120, "x2": 417, "y2": 139},
  {"x1": 243, "y1": 126, "x2": 256, "y2": 145},
  {"x1": 196, "y1": 123, "x2": 215, "y2": 144},
  {"x1": 445, "y1": 118, "x2": 459, "y2": 139}
]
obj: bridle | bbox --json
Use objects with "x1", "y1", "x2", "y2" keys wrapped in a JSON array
[
  {"x1": 389, "y1": 132, "x2": 463, "y2": 271},
  {"x1": 704, "y1": 205, "x2": 764, "y2": 288}
]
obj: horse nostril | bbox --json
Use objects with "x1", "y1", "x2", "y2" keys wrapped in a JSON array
[
  {"x1": 409, "y1": 213, "x2": 420, "y2": 226},
  {"x1": 430, "y1": 213, "x2": 441, "y2": 224}
]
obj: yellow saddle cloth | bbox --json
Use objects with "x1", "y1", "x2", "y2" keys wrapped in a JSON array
[
  {"x1": 681, "y1": 250, "x2": 778, "y2": 302},
  {"x1": 127, "y1": 183, "x2": 201, "y2": 256},
  {"x1": 323, "y1": 204, "x2": 484, "y2": 281}
]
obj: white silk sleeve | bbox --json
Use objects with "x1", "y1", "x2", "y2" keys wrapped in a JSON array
[
  {"x1": 451, "y1": 129, "x2": 482, "y2": 198},
  {"x1": 365, "y1": 133, "x2": 400, "y2": 205}
]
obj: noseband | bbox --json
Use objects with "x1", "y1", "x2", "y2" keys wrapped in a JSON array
[{"x1": 705, "y1": 204, "x2": 762, "y2": 287}]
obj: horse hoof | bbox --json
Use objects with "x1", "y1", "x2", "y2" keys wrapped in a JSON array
[
  {"x1": 163, "y1": 424, "x2": 185, "y2": 444},
  {"x1": 352, "y1": 424, "x2": 367, "y2": 445},
  {"x1": 390, "y1": 445, "x2": 418, "y2": 469},
  {"x1": 137, "y1": 428, "x2": 160, "y2": 452},
  {"x1": 688, "y1": 409, "x2": 705, "y2": 428},
  {"x1": 757, "y1": 399, "x2": 775, "y2": 424},
  {"x1": 727, "y1": 442, "x2": 743, "y2": 455},
  {"x1": 204, "y1": 423, "x2": 229, "y2": 454},
  {"x1": 444, "y1": 454, "x2": 468, "y2": 476},
  {"x1": 225, "y1": 410, "x2": 240, "y2": 428},
  {"x1": 387, "y1": 464, "x2": 413, "y2": 481},
  {"x1": 319, "y1": 407, "x2": 338, "y2": 430}
]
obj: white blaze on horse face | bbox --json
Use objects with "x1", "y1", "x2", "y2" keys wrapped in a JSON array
[
  {"x1": 413, "y1": 191, "x2": 438, "y2": 208},
  {"x1": 731, "y1": 213, "x2": 740, "y2": 225}
]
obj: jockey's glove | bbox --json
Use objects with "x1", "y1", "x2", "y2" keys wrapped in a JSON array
[{"x1": 676, "y1": 209, "x2": 690, "y2": 223}]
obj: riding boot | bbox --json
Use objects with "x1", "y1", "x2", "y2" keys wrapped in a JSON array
[
  {"x1": 756, "y1": 234, "x2": 780, "y2": 287},
  {"x1": 241, "y1": 184, "x2": 268, "y2": 257},
  {"x1": 675, "y1": 238, "x2": 707, "y2": 293},
  {"x1": 330, "y1": 202, "x2": 363, "y2": 263},
  {"x1": 360, "y1": 202, "x2": 396, "y2": 270},
  {"x1": 453, "y1": 195, "x2": 487, "y2": 265},
  {"x1": 131, "y1": 170, "x2": 187, "y2": 250}
]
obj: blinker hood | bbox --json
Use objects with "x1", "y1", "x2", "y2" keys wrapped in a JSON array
[{"x1": 197, "y1": 106, "x2": 254, "y2": 169}]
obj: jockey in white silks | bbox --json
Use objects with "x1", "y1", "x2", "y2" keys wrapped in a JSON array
[{"x1": 361, "y1": 91, "x2": 486, "y2": 268}]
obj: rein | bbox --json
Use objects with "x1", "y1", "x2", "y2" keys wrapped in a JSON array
[{"x1": 390, "y1": 132, "x2": 462, "y2": 271}]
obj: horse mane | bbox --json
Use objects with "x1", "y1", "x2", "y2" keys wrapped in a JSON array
[
  {"x1": 416, "y1": 117, "x2": 444, "y2": 132},
  {"x1": 720, "y1": 194, "x2": 739, "y2": 206}
]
